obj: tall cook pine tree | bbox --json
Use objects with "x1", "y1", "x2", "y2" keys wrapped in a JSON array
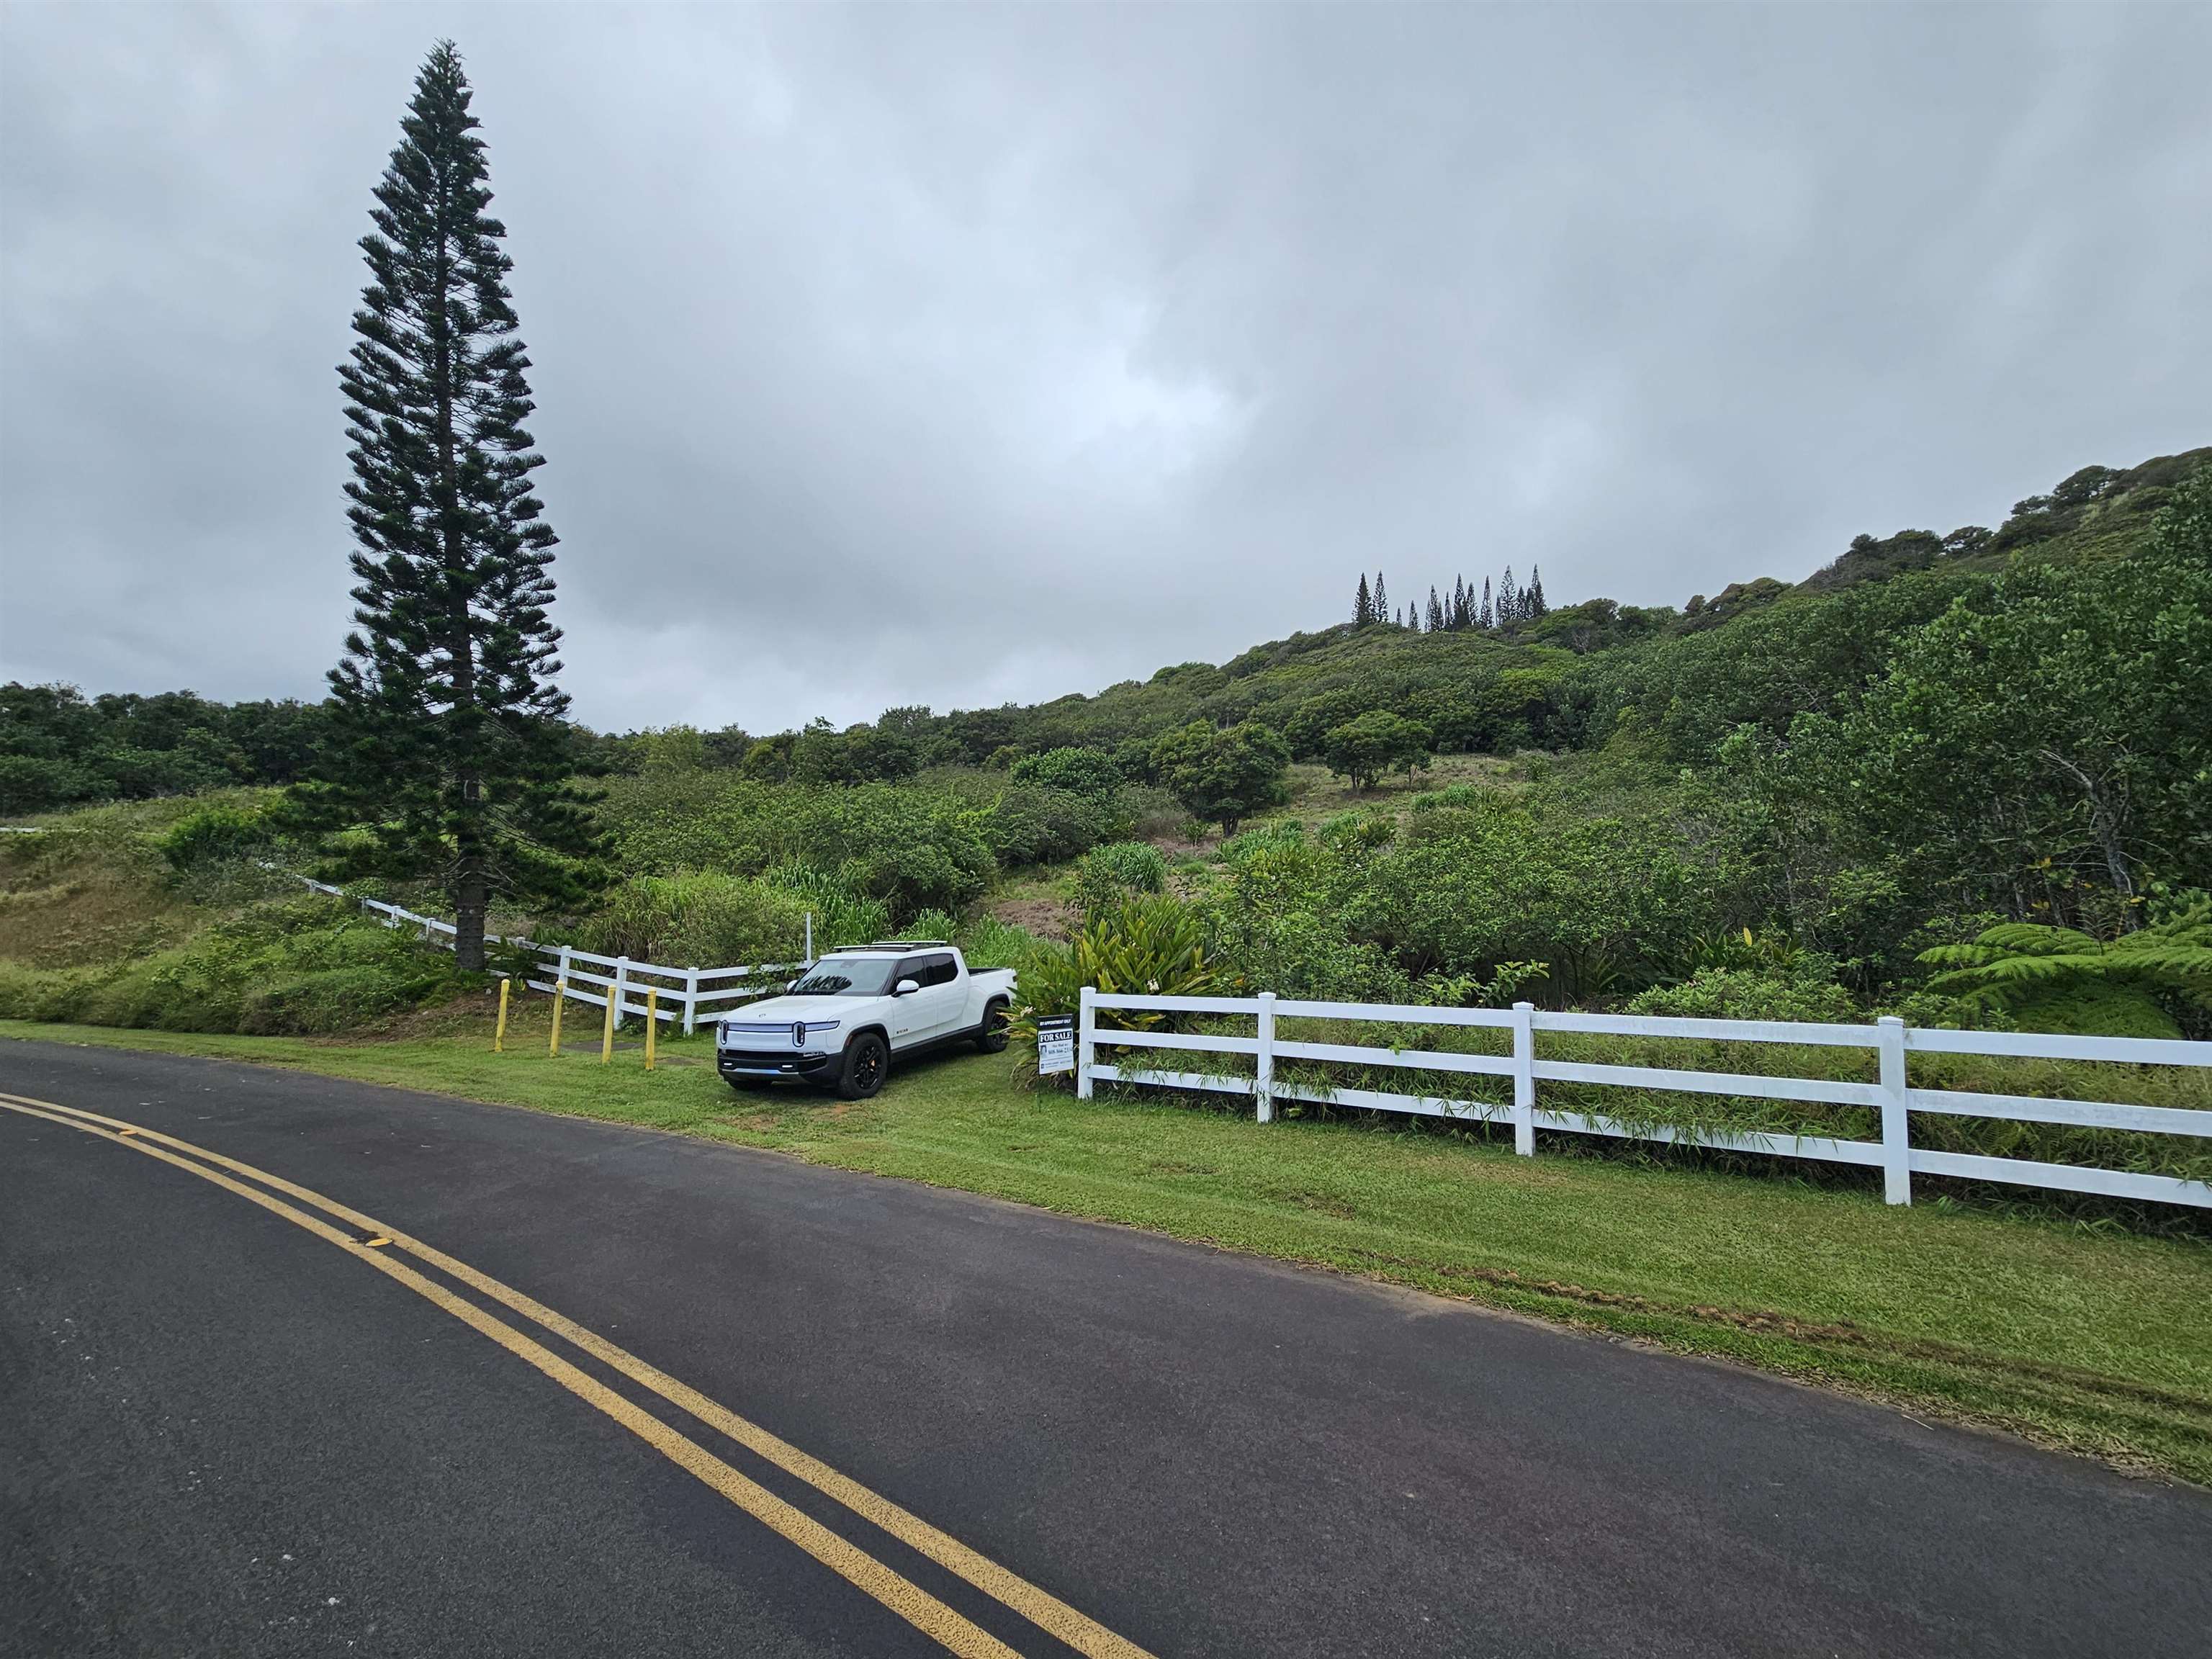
[{"x1": 305, "y1": 40, "x2": 602, "y2": 970}]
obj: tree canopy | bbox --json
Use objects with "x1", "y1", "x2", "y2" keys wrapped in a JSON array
[{"x1": 1149, "y1": 720, "x2": 1291, "y2": 834}]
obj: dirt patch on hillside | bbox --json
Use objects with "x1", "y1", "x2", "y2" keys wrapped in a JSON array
[
  {"x1": 990, "y1": 889, "x2": 1076, "y2": 942},
  {"x1": 1146, "y1": 832, "x2": 1217, "y2": 862}
]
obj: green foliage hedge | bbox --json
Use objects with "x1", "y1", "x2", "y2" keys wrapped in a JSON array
[
  {"x1": 590, "y1": 770, "x2": 1130, "y2": 921},
  {"x1": 0, "y1": 895, "x2": 464, "y2": 1035}
]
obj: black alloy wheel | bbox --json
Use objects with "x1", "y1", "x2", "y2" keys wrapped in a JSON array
[
  {"x1": 974, "y1": 999, "x2": 1010, "y2": 1053},
  {"x1": 838, "y1": 1033, "x2": 890, "y2": 1100}
]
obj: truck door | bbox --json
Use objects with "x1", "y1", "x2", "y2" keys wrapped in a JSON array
[{"x1": 891, "y1": 951, "x2": 963, "y2": 1046}]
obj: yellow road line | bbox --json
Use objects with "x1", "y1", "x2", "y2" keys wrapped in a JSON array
[
  {"x1": 0, "y1": 1097, "x2": 1030, "y2": 1658},
  {"x1": 1, "y1": 1090, "x2": 1154, "y2": 1659}
]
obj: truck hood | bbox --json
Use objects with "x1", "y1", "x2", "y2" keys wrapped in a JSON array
[{"x1": 719, "y1": 994, "x2": 856, "y2": 1028}]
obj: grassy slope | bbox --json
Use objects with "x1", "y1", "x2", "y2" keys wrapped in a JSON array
[
  {"x1": 9, "y1": 1002, "x2": 2208, "y2": 1487},
  {"x1": 0, "y1": 795, "x2": 236, "y2": 968}
]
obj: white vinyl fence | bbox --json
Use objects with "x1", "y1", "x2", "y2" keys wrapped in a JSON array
[
  {"x1": 1076, "y1": 989, "x2": 2212, "y2": 1210},
  {"x1": 295, "y1": 876, "x2": 811, "y2": 1034}
]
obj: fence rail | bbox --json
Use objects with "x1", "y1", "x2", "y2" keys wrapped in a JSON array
[
  {"x1": 1076, "y1": 989, "x2": 2212, "y2": 1210},
  {"x1": 294, "y1": 876, "x2": 811, "y2": 1033}
]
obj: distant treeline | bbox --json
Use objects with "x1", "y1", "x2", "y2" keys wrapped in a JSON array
[{"x1": 0, "y1": 685, "x2": 334, "y2": 815}]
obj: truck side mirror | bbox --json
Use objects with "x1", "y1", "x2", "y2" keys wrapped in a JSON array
[{"x1": 894, "y1": 978, "x2": 921, "y2": 997}]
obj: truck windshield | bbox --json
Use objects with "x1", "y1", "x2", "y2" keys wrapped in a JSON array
[{"x1": 787, "y1": 959, "x2": 898, "y2": 997}]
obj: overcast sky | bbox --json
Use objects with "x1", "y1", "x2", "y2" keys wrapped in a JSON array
[{"x1": 3, "y1": 4, "x2": 2207, "y2": 735}]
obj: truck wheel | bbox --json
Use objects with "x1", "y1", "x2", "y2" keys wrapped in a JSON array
[
  {"x1": 974, "y1": 999, "x2": 1010, "y2": 1053},
  {"x1": 837, "y1": 1033, "x2": 890, "y2": 1100}
]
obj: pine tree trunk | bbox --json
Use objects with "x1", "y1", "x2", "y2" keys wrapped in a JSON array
[
  {"x1": 454, "y1": 857, "x2": 488, "y2": 972},
  {"x1": 428, "y1": 155, "x2": 488, "y2": 969}
]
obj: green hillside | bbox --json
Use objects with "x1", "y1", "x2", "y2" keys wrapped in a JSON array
[
  {"x1": 6, "y1": 445, "x2": 2208, "y2": 1012},
  {"x1": 1102, "y1": 445, "x2": 2202, "y2": 753},
  {"x1": 690, "y1": 444, "x2": 2207, "y2": 777}
]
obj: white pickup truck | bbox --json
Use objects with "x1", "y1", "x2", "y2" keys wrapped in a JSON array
[{"x1": 716, "y1": 943, "x2": 1016, "y2": 1100}]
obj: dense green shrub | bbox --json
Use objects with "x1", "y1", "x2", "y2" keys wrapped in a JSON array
[
  {"x1": 158, "y1": 803, "x2": 274, "y2": 871},
  {"x1": 903, "y1": 908, "x2": 960, "y2": 945},
  {"x1": 593, "y1": 774, "x2": 995, "y2": 917},
  {"x1": 1199, "y1": 821, "x2": 1406, "y2": 1000},
  {"x1": 570, "y1": 872, "x2": 814, "y2": 968},
  {"x1": 957, "y1": 912, "x2": 1038, "y2": 971},
  {"x1": 1187, "y1": 786, "x2": 1729, "y2": 1005},
  {"x1": 1010, "y1": 746, "x2": 1123, "y2": 799},
  {"x1": 1626, "y1": 966, "x2": 1860, "y2": 1025},
  {"x1": 979, "y1": 784, "x2": 1127, "y2": 868},
  {"x1": 1068, "y1": 842, "x2": 1169, "y2": 920},
  {"x1": 238, "y1": 965, "x2": 425, "y2": 1035},
  {"x1": 590, "y1": 770, "x2": 1124, "y2": 916}
]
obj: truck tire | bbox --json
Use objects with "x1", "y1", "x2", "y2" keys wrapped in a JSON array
[
  {"x1": 974, "y1": 999, "x2": 1010, "y2": 1053},
  {"x1": 837, "y1": 1032, "x2": 890, "y2": 1100}
]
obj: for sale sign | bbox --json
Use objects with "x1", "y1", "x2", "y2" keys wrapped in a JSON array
[{"x1": 1036, "y1": 1014, "x2": 1076, "y2": 1075}]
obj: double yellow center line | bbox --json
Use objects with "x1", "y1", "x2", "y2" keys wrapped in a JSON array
[{"x1": 0, "y1": 1090, "x2": 1151, "y2": 1659}]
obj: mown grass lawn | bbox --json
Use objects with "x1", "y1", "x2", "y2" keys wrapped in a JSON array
[{"x1": 6, "y1": 1004, "x2": 2209, "y2": 1488}]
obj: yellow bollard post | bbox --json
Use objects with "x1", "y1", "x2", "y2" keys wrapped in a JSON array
[
  {"x1": 495, "y1": 977, "x2": 511, "y2": 1052},
  {"x1": 601, "y1": 984, "x2": 616, "y2": 1064},
  {"x1": 645, "y1": 988, "x2": 658, "y2": 1070},
  {"x1": 549, "y1": 976, "x2": 566, "y2": 1056}
]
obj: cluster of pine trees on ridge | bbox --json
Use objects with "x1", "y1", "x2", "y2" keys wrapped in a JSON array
[{"x1": 1352, "y1": 567, "x2": 1547, "y2": 631}]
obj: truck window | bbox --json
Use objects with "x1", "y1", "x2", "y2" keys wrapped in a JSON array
[
  {"x1": 791, "y1": 958, "x2": 897, "y2": 997},
  {"x1": 917, "y1": 953, "x2": 959, "y2": 987}
]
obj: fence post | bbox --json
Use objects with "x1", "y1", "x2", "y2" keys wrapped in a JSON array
[
  {"x1": 1077, "y1": 984, "x2": 1096, "y2": 1100},
  {"x1": 683, "y1": 966, "x2": 700, "y2": 1037},
  {"x1": 645, "y1": 989, "x2": 658, "y2": 1070},
  {"x1": 549, "y1": 946, "x2": 571, "y2": 1057},
  {"x1": 1254, "y1": 991, "x2": 1276, "y2": 1124},
  {"x1": 804, "y1": 912, "x2": 814, "y2": 966},
  {"x1": 1511, "y1": 1001, "x2": 1537, "y2": 1156},
  {"x1": 612, "y1": 956, "x2": 631, "y2": 1035},
  {"x1": 1879, "y1": 1015, "x2": 1911, "y2": 1206},
  {"x1": 494, "y1": 977, "x2": 510, "y2": 1053}
]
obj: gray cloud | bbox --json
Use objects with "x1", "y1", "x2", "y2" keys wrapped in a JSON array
[{"x1": 4, "y1": 3, "x2": 2207, "y2": 733}]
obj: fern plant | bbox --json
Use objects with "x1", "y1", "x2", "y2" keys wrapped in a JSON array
[{"x1": 1916, "y1": 901, "x2": 2212, "y2": 1038}]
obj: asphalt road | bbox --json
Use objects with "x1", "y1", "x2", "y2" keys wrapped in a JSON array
[{"x1": 3, "y1": 1040, "x2": 2207, "y2": 1658}]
